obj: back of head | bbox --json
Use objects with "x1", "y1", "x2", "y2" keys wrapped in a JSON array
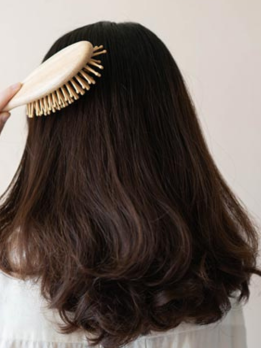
[{"x1": 0, "y1": 20, "x2": 260, "y2": 348}]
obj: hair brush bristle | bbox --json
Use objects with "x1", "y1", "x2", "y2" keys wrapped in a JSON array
[{"x1": 26, "y1": 45, "x2": 107, "y2": 118}]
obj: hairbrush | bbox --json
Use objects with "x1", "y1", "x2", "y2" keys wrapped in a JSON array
[{"x1": 2, "y1": 41, "x2": 107, "y2": 118}]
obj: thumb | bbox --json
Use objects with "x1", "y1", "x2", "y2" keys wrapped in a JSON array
[{"x1": 0, "y1": 82, "x2": 22, "y2": 111}]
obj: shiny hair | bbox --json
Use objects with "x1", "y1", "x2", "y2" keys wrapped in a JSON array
[{"x1": 0, "y1": 21, "x2": 260, "y2": 348}]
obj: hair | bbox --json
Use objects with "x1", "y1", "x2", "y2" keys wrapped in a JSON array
[{"x1": 0, "y1": 20, "x2": 260, "y2": 348}]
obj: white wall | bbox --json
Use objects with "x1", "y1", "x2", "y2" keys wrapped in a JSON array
[{"x1": 0, "y1": 1, "x2": 260, "y2": 346}]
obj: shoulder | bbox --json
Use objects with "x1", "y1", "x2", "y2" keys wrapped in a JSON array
[{"x1": 134, "y1": 294, "x2": 247, "y2": 348}]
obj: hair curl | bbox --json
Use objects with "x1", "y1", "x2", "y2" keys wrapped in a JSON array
[{"x1": 0, "y1": 21, "x2": 260, "y2": 348}]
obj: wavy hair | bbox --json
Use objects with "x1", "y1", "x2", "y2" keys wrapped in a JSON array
[{"x1": 0, "y1": 21, "x2": 260, "y2": 348}]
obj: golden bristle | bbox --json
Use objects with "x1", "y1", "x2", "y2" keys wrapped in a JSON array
[
  {"x1": 71, "y1": 79, "x2": 85, "y2": 95},
  {"x1": 92, "y1": 49, "x2": 107, "y2": 57},
  {"x1": 75, "y1": 74, "x2": 90, "y2": 90},
  {"x1": 56, "y1": 89, "x2": 65, "y2": 107},
  {"x1": 47, "y1": 95, "x2": 52, "y2": 110},
  {"x1": 35, "y1": 100, "x2": 40, "y2": 116},
  {"x1": 52, "y1": 92, "x2": 59, "y2": 110},
  {"x1": 43, "y1": 96, "x2": 49, "y2": 115},
  {"x1": 27, "y1": 104, "x2": 32, "y2": 118},
  {"x1": 80, "y1": 70, "x2": 96, "y2": 84},
  {"x1": 84, "y1": 65, "x2": 101, "y2": 77},
  {"x1": 66, "y1": 82, "x2": 79, "y2": 100},
  {"x1": 90, "y1": 58, "x2": 101, "y2": 63},
  {"x1": 39, "y1": 99, "x2": 45, "y2": 114},
  {"x1": 88, "y1": 59, "x2": 104, "y2": 70},
  {"x1": 61, "y1": 86, "x2": 72, "y2": 103}
]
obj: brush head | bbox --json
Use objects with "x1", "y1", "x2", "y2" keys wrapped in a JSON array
[{"x1": 3, "y1": 41, "x2": 107, "y2": 117}]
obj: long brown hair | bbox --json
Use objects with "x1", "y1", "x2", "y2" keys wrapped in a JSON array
[{"x1": 0, "y1": 21, "x2": 260, "y2": 348}]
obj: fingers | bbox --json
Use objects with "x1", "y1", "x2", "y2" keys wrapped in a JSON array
[
  {"x1": 0, "y1": 111, "x2": 11, "y2": 122},
  {"x1": 0, "y1": 82, "x2": 22, "y2": 111},
  {"x1": 0, "y1": 111, "x2": 11, "y2": 134},
  {"x1": 0, "y1": 82, "x2": 22, "y2": 135}
]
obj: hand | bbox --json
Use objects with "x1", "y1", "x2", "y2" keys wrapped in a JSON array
[{"x1": 0, "y1": 82, "x2": 22, "y2": 135}]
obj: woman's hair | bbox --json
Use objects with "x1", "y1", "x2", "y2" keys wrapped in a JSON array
[{"x1": 0, "y1": 20, "x2": 260, "y2": 348}]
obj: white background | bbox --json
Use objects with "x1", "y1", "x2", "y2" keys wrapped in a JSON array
[{"x1": 0, "y1": 1, "x2": 260, "y2": 347}]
